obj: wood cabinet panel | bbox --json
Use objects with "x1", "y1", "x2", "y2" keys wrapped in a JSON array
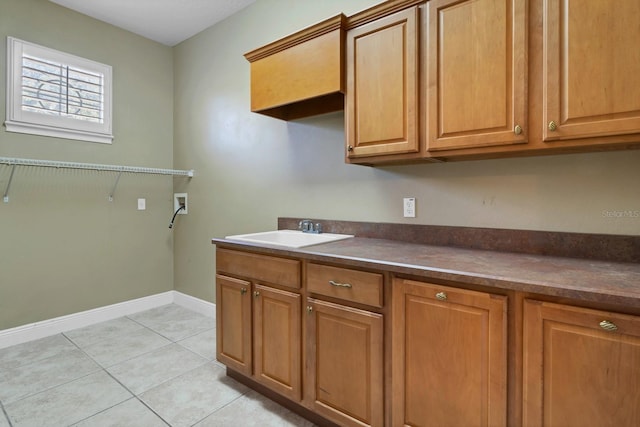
[
  {"x1": 543, "y1": 0, "x2": 640, "y2": 142},
  {"x1": 427, "y1": 0, "x2": 527, "y2": 151},
  {"x1": 253, "y1": 284, "x2": 301, "y2": 401},
  {"x1": 216, "y1": 274, "x2": 252, "y2": 376},
  {"x1": 306, "y1": 263, "x2": 383, "y2": 308},
  {"x1": 245, "y1": 15, "x2": 345, "y2": 120},
  {"x1": 346, "y1": 7, "x2": 419, "y2": 159},
  {"x1": 523, "y1": 299, "x2": 640, "y2": 427},
  {"x1": 217, "y1": 248, "x2": 300, "y2": 289},
  {"x1": 306, "y1": 298, "x2": 384, "y2": 427},
  {"x1": 393, "y1": 278, "x2": 507, "y2": 426}
]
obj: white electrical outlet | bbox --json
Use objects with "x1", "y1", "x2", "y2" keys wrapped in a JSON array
[
  {"x1": 137, "y1": 198, "x2": 146, "y2": 210},
  {"x1": 174, "y1": 193, "x2": 188, "y2": 214},
  {"x1": 403, "y1": 197, "x2": 416, "y2": 218}
]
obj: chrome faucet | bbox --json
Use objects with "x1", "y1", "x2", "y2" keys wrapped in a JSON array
[{"x1": 298, "y1": 219, "x2": 322, "y2": 234}]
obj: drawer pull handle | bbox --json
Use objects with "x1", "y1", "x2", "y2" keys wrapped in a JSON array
[
  {"x1": 329, "y1": 280, "x2": 352, "y2": 288},
  {"x1": 599, "y1": 320, "x2": 618, "y2": 332},
  {"x1": 435, "y1": 292, "x2": 447, "y2": 301}
]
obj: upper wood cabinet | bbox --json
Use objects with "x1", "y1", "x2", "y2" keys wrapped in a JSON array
[
  {"x1": 345, "y1": 6, "x2": 420, "y2": 161},
  {"x1": 427, "y1": 0, "x2": 527, "y2": 151},
  {"x1": 244, "y1": 0, "x2": 640, "y2": 162},
  {"x1": 523, "y1": 299, "x2": 640, "y2": 427},
  {"x1": 542, "y1": 0, "x2": 640, "y2": 142},
  {"x1": 244, "y1": 15, "x2": 346, "y2": 121}
]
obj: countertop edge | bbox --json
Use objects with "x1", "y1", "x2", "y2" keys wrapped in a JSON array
[{"x1": 211, "y1": 237, "x2": 640, "y2": 309}]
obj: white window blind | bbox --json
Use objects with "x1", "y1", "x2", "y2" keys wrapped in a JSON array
[{"x1": 5, "y1": 37, "x2": 113, "y2": 144}]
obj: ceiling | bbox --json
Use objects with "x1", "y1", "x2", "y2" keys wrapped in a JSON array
[{"x1": 48, "y1": 0, "x2": 256, "y2": 46}]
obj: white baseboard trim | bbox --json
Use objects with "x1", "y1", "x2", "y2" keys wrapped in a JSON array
[
  {"x1": 173, "y1": 291, "x2": 216, "y2": 318},
  {"x1": 0, "y1": 291, "x2": 215, "y2": 350}
]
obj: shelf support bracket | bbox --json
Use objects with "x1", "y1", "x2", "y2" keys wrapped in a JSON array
[
  {"x1": 108, "y1": 170, "x2": 123, "y2": 202},
  {"x1": 3, "y1": 164, "x2": 17, "y2": 203}
]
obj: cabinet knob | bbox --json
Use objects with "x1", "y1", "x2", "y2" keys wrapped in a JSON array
[
  {"x1": 514, "y1": 124, "x2": 523, "y2": 135},
  {"x1": 253, "y1": 291, "x2": 260, "y2": 298},
  {"x1": 435, "y1": 292, "x2": 447, "y2": 301},
  {"x1": 306, "y1": 306, "x2": 313, "y2": 314},
  {"x1": 347, "y1": 145, "x2": 353, "y2": 152},
  {"x1": 240, "y1": 288, "x2": 247, "y2": 295},
  {"x1": 548, "y1": 121, "x2": 557, "y2": 131},
  {"x1": 329, "y1": 280, "x2": 352, "y2": 288},
  {"x1": 599, "y1": 320, "x2": 618, "y2": 332}
]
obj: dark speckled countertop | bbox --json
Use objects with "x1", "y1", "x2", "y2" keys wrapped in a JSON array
[{"x1": 211, "y1": 235, "x2": 640, "y2": 309}]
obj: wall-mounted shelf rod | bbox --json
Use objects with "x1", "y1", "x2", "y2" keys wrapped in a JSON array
[
  {"x1": 0, "y1": 156, "x2": 194, "y2": 203},
  {"x1": 0, "y1": 157, "x2": 194, "y2": 176}
]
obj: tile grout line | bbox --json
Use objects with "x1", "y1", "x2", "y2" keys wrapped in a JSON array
[
  {"x1": 32, "y1": 324, "x2": 177, "y2": 425},
  {"x1": 192, "y1": 388, "x2": 254, "y2": 426},
  {"x1": 66, "y1": 396, "x2": 138, "y2": 427},
  {"x1": 2, "y1": 305, "x2": 219, "y2": 427},
  {"x1": 101, "y1": 359, "x2": 220, "y2": 427},
  {"x1": 2, "y1": 369, "x2": 102, "y2": 408},
  {"x1": 0, "y1": 336, "x2": 103, "y2": 406},
  {"x1": 63, "y1": 322, "x2": 180, "y2": 370},
  {"x1": 100, "y1": 368, "x2": 173, "y2": 426},
  {"x1": 125, "y1": 307, "x2": 216, "y2": 343},
  {"x1": 124, "y1": 315, "x2": 169, "y2": 338},
  {"x1": 134, "y1": 396, "x2": 172, "y2": 427},
  {"x1": 0, "y1": 400, "x2": 14, "y2": 427}
]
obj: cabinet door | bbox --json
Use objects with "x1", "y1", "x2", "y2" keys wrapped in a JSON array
[
  {"x1": 543, "y1": 0, "x2": 640, "y2": 141},
  {"x1": 306, "y1": 298, "x2": 383, "y2": 427},
  {"x1": 253, "y1": 284, "x2": 301, "y2": 401},
  {"x1": 523, "y1": 300, "x2": 640, "y2": 427},
  {"x1": 392, "y1": 279, "x2": 507, "y2": 427},
  {"x1": 345, "y1": 7, "x2": 419, "y2": 158},
  {"x1": 216, "y1": 274, "x2": 252, "y2": 376},
  {"x1": 427, "y1": 0, "x2": 527, "y2": 151}
]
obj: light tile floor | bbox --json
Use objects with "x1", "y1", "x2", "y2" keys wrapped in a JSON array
[{"x1": 0, "y1": 304, "x2": 315, "y2": 427}]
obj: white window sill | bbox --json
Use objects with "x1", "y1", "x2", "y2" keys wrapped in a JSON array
[{"x1": 4, "y1": 120, "x2": 113, "y2": 144}]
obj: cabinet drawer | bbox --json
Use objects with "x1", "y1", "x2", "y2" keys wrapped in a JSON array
[
  {"x1": 217, "y1": 248, "x2": 300, "y2": 289},
  {"x1": 306, "y1": 263, "x2": 383, "y2": 308}
]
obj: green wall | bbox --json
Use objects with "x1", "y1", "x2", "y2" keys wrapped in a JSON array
[
  {"x1": 1, "y1": 0, "x2": 638, "y2": 328},
  {"x1": 0, "y1": 0, "x2": 175, "y2": 329},
  {"x1": 172, "y1": 0, "x2": 640, "y2": 303}
]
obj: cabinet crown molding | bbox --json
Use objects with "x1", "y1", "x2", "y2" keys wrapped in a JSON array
[
  {"x1": 346, "y1": 0, "x2": 425, "y2": 29},
  {"x1": 244, "y1": 14, "x2": 346, "y2": 62}
]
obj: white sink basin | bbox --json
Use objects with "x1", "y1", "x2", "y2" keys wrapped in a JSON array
[{"x1": 225, "y1": 230, "x2": 354, "y2": 248}]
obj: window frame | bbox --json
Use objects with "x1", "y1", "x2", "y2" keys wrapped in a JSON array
[{"x1": 5, "y1": 37, "x2": 113, "y2": 144}]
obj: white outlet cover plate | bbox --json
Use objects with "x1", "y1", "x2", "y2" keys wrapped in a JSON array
[
  {"x1": 137, "y1": 198, "x2": 146, "y2": 210},
  {"x1": 403, "y1": 197, "x2": 416, "y2": 218}
]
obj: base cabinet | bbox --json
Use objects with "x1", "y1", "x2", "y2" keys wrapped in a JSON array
[
  {"x1": 216, "y1": 246, "x2": 639, "y2": 426},
  {"x1": 216, "y1": 274, "x2": 252, "y2": 376},
  {"x1": 523, "y1": 300, "x2": 640, "y2": 427},
  {"x1": 253, "y1": 284, "x2": 301, "y2": 401},
  {"x1": 216, "y1": 274, "x2": 302, "y2": 400},
  {"x1": 215, "y1": 249, "x2": 302, "y2": 401},
  {"x1": 392, "y1": 278, "x2": 508, "y2": 427},
  {"x1": 305, "y1": 298, "x2": 384, "y2": 427}
]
